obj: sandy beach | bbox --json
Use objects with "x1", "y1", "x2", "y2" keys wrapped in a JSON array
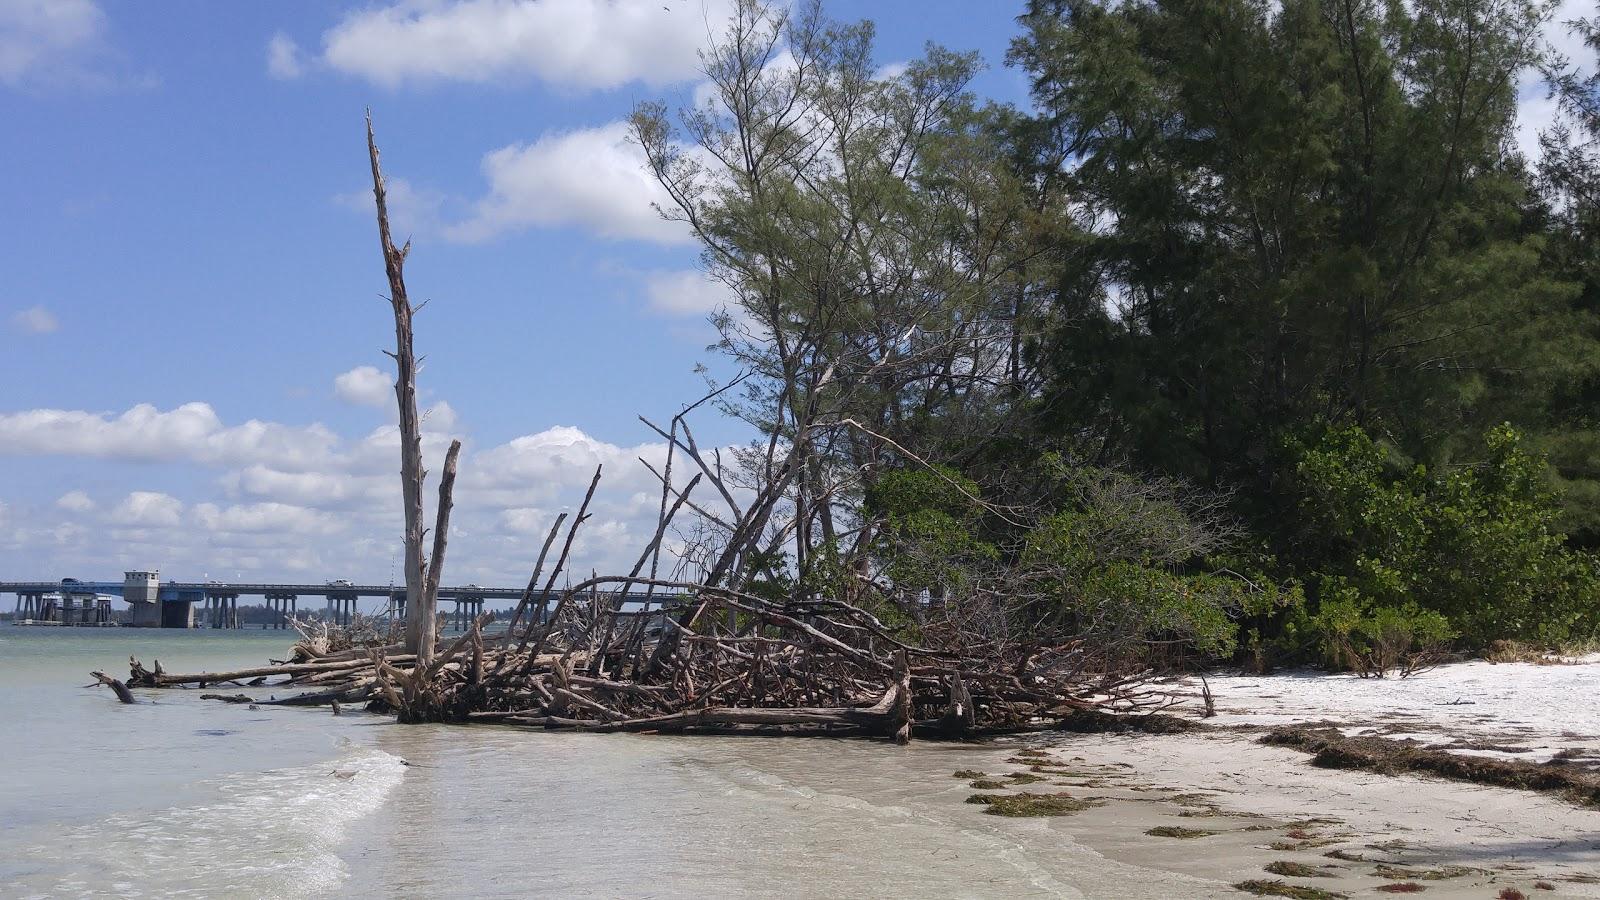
[{"x1": 942, "y1": 659, "x2": 1600, "y2": 898}]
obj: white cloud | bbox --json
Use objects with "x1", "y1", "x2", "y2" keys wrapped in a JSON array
[
  {"x1": 0, "y1": 402, "x2": 341, "y2": 469},
  {"x1": 645, "y1": 269, "x2": 733, "y2": 316},
  {"x1": 56, "y1": 490, "x2": 94, "y2": 512},
  {"x1": 266, "y1": 32, "x2": 303, "y2": 80},
  {"x1": 333, "y1": 366, "x2": 394, "y2": 407},
  {"x1": 0, "y1": 397, "x2": 716, "y2": 583},
  {"x1": 11, "y1": 305, "x2": 59, "y2": 334},
  {"x1": 223, "y1": 465, "x2": 389, "y2": 509},
  {"x1": 1517, "y1": 0, "x2": 1595, "y2": 163},
  {"x1": 110, "y1": 491, "x2": 183, "y2": 527},
  {"x1": 0, "y1": 0, "x2": 150, "y2": 91},
  {"x1": 192, "y1": 501, "x2": 342, "y2": 536},
  {"x1": 470, "y1": 425, "x2": 664, "y2": 500},
  {"x1": 0, "y1": 0, "x2": 103, "y2": 87},
  {"x1": 422, "y1": 400, "x2": 459, "y2": 433},
  {"x1": 318, "y1": 0, "x2": 732, "y2": 91},
  {"x1": 446, "y1": 121, "x2": 688, "y2": 245}
]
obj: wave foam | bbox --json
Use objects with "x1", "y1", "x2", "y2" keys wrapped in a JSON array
[{"x1": 10, "y1": 747, "x2": 405, "y2": 898}]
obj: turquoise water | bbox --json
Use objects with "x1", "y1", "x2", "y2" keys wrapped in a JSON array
[{"x1": 0, "y1": 626, "x2": 1212, "y2": 898}]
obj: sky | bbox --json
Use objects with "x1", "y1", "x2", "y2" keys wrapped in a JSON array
[{"x1": 0, "y1": 0, "x2": 1591, "y2": 593}]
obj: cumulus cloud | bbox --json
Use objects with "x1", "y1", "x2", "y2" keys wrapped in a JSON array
[
  {"x1": 0, "y1": 402, "x2": 341, "y2": 470},
  {"x1": 0, "y1": 398, "x2": 706, "y2": 584},
  {"x1": 266, "y1": 32, "x2": 303, "y2": 80},
  {"x1": 445, "y1": 121, "x2": 688, "y2": 245},
  {"x1": 11, "y1": 305, "x2": 59, "y2": 334},
  {"x1": 110, "y1": 491, "x2": 183, "y2": 527},
  {"x1": 422, "y1": 400, "x2": 459, "y2": 433},
  {"x1": 0, "y1": 0, "x2": 103, "y2": 87},
  {"x1": 470, "y1": 425, "x2": 664, "y2": 500},
  {"x1": 192, "y1": 501, "x2": 342, "y2": 536},
  {"x1": 317, "y1": 0, "x2": 731, "y2": 91},
  {"x1": 645, "y1": 269, "x2": 734, "y2": 316},
  {"x1": 333, "y1": 366, "x2": 394, "y2": 407},
  {"x1": 222, "y1": 465, "x2": 389, "y2": 509},
  {"x1": 56, "y1": 490, "x2": 94, "y2": 512},
  {"x1": 0, "y1": 0, "x2": 151, "y2": 91}
]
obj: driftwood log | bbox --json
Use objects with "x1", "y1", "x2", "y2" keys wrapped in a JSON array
[{"x1": 91, "y1": 671, "x2": 135, "y2": 704}]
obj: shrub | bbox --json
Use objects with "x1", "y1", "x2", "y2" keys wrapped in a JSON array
[
  {"x1": 1292, "y1": 424, "x2": 1599, "y2": 653},
  {"x1": 1312, "y1": 590, "x2": 1454, "y2": 677}
]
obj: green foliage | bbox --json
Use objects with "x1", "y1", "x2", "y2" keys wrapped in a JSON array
[
  {"x1": 865, "y1": 465, "x2": 998, "y2": 593},
  {"x1": 1293, "y1": 424, "x2": 1599, "y2": 650},
  {"x1": 1007, "y1": 0, "x2": 1600, "y2": 639},
  {"x1": 1311, "y1": 591, "x2": 1454, "y2": 677},
  {"x1": 1015, "y1": 461, "x2": 1254, "y2": 656}
]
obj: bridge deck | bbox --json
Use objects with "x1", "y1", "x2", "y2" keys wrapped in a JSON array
[{"x1": 0, "y1": 580, "x2": 685, "y2": 603}]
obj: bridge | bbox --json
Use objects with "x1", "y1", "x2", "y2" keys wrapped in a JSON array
[{"x1": 0, "y1": 573, "x2": 677, "y2": 630}]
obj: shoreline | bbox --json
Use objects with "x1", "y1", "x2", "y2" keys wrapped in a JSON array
[
  {"x1": 10, "y1": 627, "x2": 1600, "y2": 897},
  {"x1": 938, "y1": 659, "x2": 1600, "y2": 898}
]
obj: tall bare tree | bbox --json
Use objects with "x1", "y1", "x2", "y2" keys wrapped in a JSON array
[{"x1": 366, "y1": 112, "x2": 439, "y2": 666}]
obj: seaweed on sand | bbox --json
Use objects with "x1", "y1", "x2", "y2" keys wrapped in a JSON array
[
  {"x1": 965, "y1": 792, "x2": 1102, "y2": 817},
  {"x1": 1264, "y1": 861, "x2": 1334, "y2": 878},
  {"x1": 1261, "y1": 727, "x2": 1600, "y2": 808},
  {"x1": 1146, "y1": 826, "x2": 1216, "y2": 838},
  {"x1": 1233, "y1": 879, "x2": 1347, "y2": 898},
  {"x1": 1371, "y1": 865, "x2": 1487, "y2": 880}
]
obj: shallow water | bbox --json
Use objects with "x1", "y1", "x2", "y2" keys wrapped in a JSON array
[{"x1": 0, "y1": 626, "x2": 1217, "y2": 898}]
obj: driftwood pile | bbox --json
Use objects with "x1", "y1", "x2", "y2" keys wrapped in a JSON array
[
  {"x1": 123, "y1": 576, "x2": 1155, "y2": 742},
  {"x1": 108, "y1": 114, "x2": 1163, "y2": 742}
]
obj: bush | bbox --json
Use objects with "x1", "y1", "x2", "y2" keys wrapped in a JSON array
[
  {"x1": 1312, "y1": 589, "x2": 1454, "y2": 677},
  {"x1": 1016, "y1": 462, "x2": 1255, "y2": 657},
  {"x1": 1292, "y1": 424, "x2": 1600, "y2": 654},
  {"x1": 865, "y1": 464, "x2": 999, "y2": 594},
  {"x1": 869, "y1": 457, "x2": 1270, "y2": 661}
]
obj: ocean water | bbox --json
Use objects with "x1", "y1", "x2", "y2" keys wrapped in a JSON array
[{"x1": 0, "y1": 625, "x2": 1209, "y2": 899}]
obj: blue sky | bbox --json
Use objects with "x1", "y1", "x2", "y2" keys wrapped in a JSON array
[
  {"x1": 0, "y1": 0, "x2": 1584, "y2": 591},
  {"x1": 0, "y1": 0, "x2": 1033, "y2": 588}
]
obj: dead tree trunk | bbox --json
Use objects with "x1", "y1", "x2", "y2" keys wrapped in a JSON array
[
  {"x1": 366, "y1": 112, "x2": 433, "y2": 668},
  {"x1": 91, "y1": 671, "x2": 135, "y2": 704},
  {"x1": 423, "y1": 439, "x2": 463, "y2": 622}
]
